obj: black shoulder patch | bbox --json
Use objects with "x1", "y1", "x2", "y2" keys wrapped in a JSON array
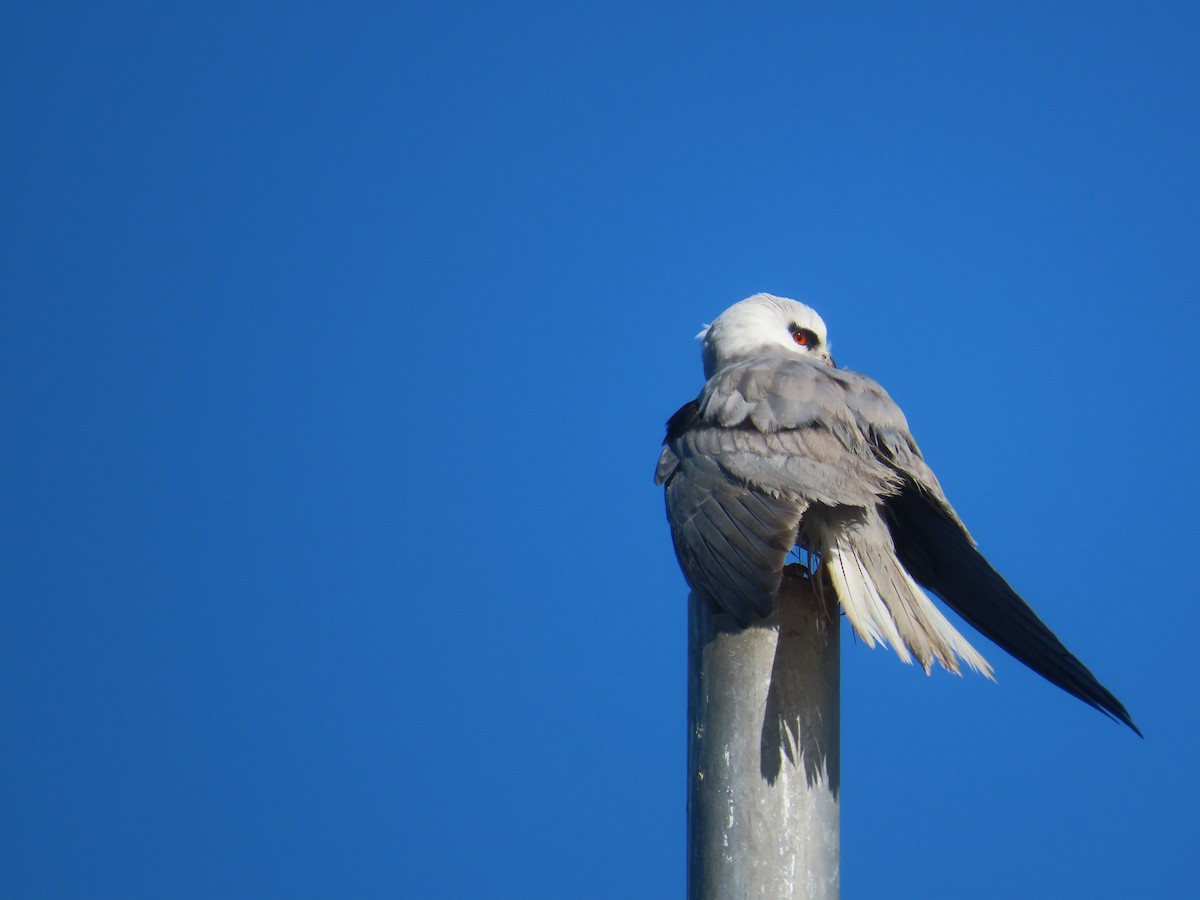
[{"x1": 664, "y1": 400, "x2": 701, "y2": 444}]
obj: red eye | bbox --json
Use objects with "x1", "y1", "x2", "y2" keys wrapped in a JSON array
[{"x1": 790, "y1": 327, "x2": 818, "y2": 347}]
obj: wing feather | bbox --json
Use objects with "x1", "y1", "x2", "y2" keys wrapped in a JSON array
[{"x1": 659, "y1": 444, "x2": 806, "y2": 624}]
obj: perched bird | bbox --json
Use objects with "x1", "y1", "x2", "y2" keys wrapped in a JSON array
[{"x1": 655, "y1": 293, "x2": 1139, "y2": 734}]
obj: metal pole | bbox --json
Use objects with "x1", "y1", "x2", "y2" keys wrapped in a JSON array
[{"x1": 687, "y1": 567, "x2": 840, "y2": 899}]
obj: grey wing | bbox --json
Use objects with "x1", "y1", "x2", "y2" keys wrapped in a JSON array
[
  {"x1": 656, "y1": 359, "x2": 901, "y2": 625},
  {"x1": 691, "y1": 358, "x2": 908, "y2": 505},
  {"x1": 825, "y1": 365, "x2": 963, "y2": 521},
  {"x1": 657, "y1": 436, "x2": 806, "y2": 624}
]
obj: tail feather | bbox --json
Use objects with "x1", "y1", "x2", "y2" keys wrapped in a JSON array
[
  {"x1": 813, "y1": 507, "x2": 994, "y2": 678},
  {"x1": 823, "y1": 540, "x2": 910, "y2": 660}
]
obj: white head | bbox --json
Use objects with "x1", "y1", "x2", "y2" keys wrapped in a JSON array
[{"x1": 698, "y1": 293, "x2": 834, "y2": 378}]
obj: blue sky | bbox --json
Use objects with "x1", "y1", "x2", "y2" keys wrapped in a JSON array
[{"x1": 3, "y1": 1, "x2": 1198, "y2": 897}]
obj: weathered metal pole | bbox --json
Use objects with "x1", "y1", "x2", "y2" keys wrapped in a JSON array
[{"x1": 687, "y1": 567, "x2": 840, "y2": 899}]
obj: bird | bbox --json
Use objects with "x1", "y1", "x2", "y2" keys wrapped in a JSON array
[{"x1": 655, "y1": 292, "x2": 1139, "y2": 735}]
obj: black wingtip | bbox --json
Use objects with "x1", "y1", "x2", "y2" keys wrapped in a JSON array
[
  {"x1": 1050, "y1": 660, "x2": 1141, "y2": 737},
  {"x1": 1075, "y1": 688, "x2": 1141, "y2": 736},
  {"x1": 1106, "y1": 705, "x2": 1143, "y2": 738},
  {"x1": 886, "y1": 484, "x2": 1141, "y2": 737}
]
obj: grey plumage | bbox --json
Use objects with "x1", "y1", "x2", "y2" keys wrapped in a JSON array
[{"x1": 657, "y1": 293, "x2": 1139, "y2": 734}]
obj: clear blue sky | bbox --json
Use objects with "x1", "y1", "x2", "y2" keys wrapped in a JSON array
[{"x1": 3, "y1": 2, "x2": 1197, "y2": 897}]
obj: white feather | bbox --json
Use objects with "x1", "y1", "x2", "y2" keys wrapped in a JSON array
[
  {"x1": 811, "y1": 509, "x2": 995, "y2": 679},
  {"x1": 823, "y1": 542, "x2": 909, "y2": 661}
]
